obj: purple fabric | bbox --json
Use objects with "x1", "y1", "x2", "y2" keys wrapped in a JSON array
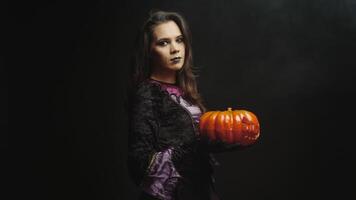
[
  {"x1": 148, "y1": 79, "x2": 183, "y2": 97},
  {"x1": 176, "y1": 97, "x2": 202, "y2": 125},
  {"x1": 141, "y1": 148, "x2": 182, "y2": 200}
]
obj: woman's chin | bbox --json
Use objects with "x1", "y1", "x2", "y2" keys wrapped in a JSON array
[{"x1": 168, "y1": 63, "x2": 183, "y2": 71}]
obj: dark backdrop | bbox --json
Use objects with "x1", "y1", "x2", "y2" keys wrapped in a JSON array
[{"x1": 11, "y1": 0, "x2": 356, "y2": 200}]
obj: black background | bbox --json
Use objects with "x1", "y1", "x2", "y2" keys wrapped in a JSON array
[{"x1": 10, "y1": 0, "x2": 356, "y2": 200}]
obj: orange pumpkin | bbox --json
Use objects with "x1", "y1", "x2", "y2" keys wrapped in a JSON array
[{"x1": 199, "y1": 107, "x2": 260, "y2": 146}]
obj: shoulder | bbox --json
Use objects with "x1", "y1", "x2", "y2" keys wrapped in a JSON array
[{"x1": 133, "y1": 80, "x2": 164, "y2": 101}]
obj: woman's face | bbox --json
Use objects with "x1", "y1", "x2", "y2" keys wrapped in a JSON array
[{"x1": 150, "y1": 20, "x2": 185, "y2": 73}]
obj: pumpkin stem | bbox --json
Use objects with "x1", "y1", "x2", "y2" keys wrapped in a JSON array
[{"x1": 228, "y1": 107, "x2": 232, "y2": 111}]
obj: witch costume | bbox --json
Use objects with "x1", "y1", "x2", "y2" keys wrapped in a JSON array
[{"x1": 127, "y1": 78, "x2": 244, "y2": 200}]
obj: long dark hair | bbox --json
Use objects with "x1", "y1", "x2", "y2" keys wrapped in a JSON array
[{"x1": 129, "y1": 9, "x2": 206, "y2": 112}]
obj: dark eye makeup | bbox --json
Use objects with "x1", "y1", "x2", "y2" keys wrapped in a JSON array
[
  {"x1": 176, "y1": 37, "x2": 184, "y2": 43},
  {"x1": 156, "y1": 36, "x2": 184, "y2": 46},
  {"x1": 157, "y1": 40, "x2": 169, "y2": 46}
]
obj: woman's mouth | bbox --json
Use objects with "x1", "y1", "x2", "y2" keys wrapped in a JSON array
[{"x1": 170, "y1": 56, "x2": 182, "y2": 63}]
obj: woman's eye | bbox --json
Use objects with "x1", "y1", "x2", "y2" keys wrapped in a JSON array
[
  {"x1": 176, "y1": 38, "x2": 184, "y2": 43},
  {"x1": 158, "y1": 41, "x2": 169, "y2": 46}
]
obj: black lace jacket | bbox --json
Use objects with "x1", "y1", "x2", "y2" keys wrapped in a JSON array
[{"x1": 127, "y1": 80, "x2": 245, "y2": 196}]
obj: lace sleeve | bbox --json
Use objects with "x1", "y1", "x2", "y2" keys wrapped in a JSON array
[
  {"x1": 128, "y1": 85, "x2": 159, "y2": 186},
  {"x1": 141, "y1": 147, "x2": 182, "y2": 200}
]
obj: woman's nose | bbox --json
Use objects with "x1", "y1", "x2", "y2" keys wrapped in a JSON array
[{"x1": 170, "y1": 43, "x2": 180, "y2": 54}]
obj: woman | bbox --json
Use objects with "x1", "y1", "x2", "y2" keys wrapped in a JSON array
[{"x1": 127, "y1": 10, "x2": 244, "y2": 200}]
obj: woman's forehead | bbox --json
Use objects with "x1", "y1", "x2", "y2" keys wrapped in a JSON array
[{"x1": 152, "y1": 21, "x2": 182, "y2": 40}]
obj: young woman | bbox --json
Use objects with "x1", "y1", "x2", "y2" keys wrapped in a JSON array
[{"x1": 127, "y1": 10, "x2": 244, "y2": 200}]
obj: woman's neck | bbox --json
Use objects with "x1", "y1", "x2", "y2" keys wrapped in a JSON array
[{"x1": 150, "y1": 70, "x2": 177, "y2": 84}]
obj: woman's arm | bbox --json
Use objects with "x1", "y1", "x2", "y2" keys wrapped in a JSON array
[
  {"x1": 128, "y1": 86, "x2": 181, "y2": 200},
  {"x1": 128, "y1": 87, "x2": 159, "y2": 186}
]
